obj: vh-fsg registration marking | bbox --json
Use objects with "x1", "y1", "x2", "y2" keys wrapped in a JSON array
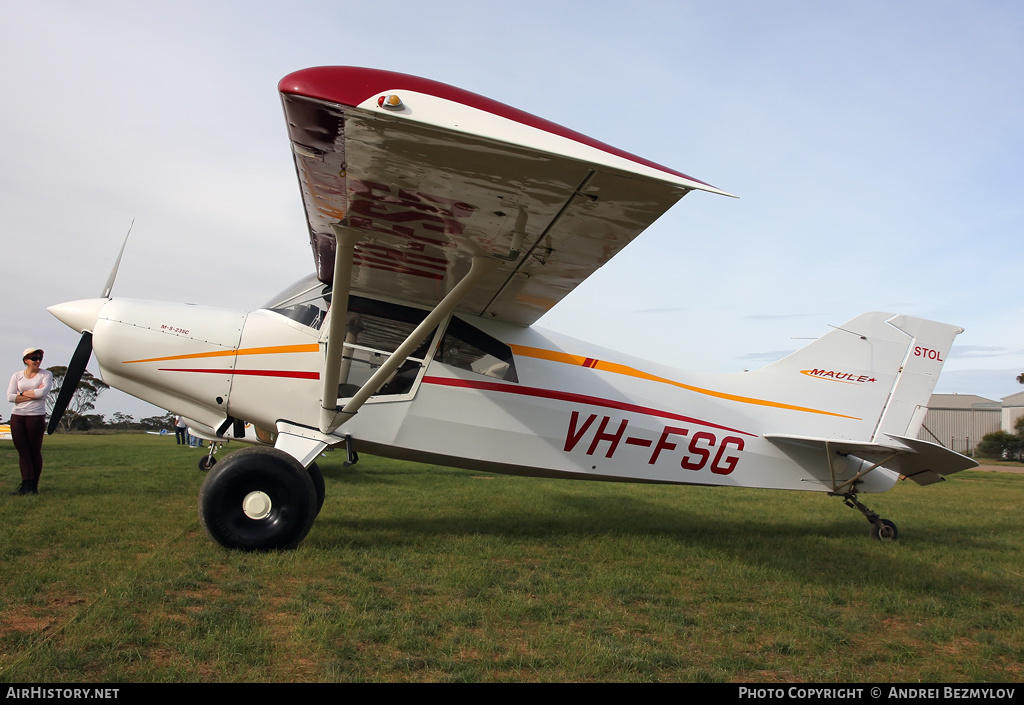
[{"x1": 563, "y1": 410, "x2": 747, "y2": 476}]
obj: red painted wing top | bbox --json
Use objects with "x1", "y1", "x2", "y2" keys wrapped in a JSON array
[{"x1": 279, "y1": 66, "x2": 729, "y2": 326}]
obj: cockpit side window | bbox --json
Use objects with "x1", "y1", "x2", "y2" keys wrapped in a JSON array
[
  {"x1": 346, "y1": 296, "x2": 431, "y2": 353},
  {"x1": 439, "y1": 317, "x2": 518, "y2": 383},
  {"x1": 336, "y1": 295, "x2": 435, "y2": 399}
]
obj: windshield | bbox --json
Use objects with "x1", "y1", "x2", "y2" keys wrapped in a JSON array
[{"x1": 263, "y1": 274, "x2": 331, "y2": 330}]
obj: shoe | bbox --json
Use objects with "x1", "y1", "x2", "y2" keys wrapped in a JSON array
[
  {"x1": 10, "y1": 482, "x2": 29, "y2": 495},
  {"x1": 28, "y1": 481, "x2": 38, "y2": 494}
]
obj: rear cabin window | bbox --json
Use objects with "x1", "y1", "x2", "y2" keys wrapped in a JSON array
[{"x1": 439, "y1": 317, "x2": 518, "y2": 383}]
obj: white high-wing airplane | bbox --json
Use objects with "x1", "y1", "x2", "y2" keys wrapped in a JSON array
[{"x1": 48, "y1": 67, "x2": 977, "y2": 551}]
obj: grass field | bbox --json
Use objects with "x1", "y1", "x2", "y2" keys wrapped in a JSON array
[{"x1": 1, "y1": 434, "x2": 1022, "y2": 683}]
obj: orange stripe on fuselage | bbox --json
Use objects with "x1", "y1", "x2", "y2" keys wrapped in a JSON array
[
  {"x1": 122, "y1": 344, "x2": 319, "y2": 365},
  {"x1": 508, "y1": 344, "x2": 860, "y2": 420}
]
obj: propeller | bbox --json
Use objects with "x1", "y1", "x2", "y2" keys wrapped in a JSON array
[
  {"x1": 46, "y1": 221, "x2": 133, "y2": 434},
  {"x1": 47, "y1": 332, "x2": 93, "y2": 434}
]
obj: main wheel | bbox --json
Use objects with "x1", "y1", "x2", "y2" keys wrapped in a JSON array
[
  {"x1": 870, "y1": 519, "x2": 898, "y2": 541},
  {"x1": 198, "y1": 446, "x2": 317, "y2": 551}
]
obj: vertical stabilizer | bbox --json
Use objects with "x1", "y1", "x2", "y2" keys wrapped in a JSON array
[{"x1": 763, "y1": 313, "x2": 975, "y2": 487}]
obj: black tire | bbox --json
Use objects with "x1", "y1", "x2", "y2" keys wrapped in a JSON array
[
  {"x1": 198, "y1": 446, "x2": 317, "y2": 551},
  {"x1": 870, "y1": 519, "x2": 898, "y2": 541},
  {"x1": 198, "y1": 455, "x2": 217, "y2": 472},
  {"x1": 307, "y1": 461, "x2": 325, "y2": 515}
]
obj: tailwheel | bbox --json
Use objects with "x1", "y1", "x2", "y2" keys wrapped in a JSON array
[
  {"x1": 870, "y1": 518, "x2": 898, "y2": 542},
  {"x1": 837, "y1": 492, "x2": 899, "y2": 542},
  {"x1": 198, "y1": 442, "x2": 224, "y2": 472},
  {"x1": 198, "y1": 446, "x2": 317, "y2": 551}
]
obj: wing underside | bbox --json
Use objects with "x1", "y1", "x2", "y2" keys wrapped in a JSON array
[{"x1": 280, "y1": 67, "x2": 728, "y2": 325}]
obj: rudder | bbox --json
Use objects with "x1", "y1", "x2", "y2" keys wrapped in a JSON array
[{"x1": 871, "y1": 314, "x2": 963, "y2": 442}]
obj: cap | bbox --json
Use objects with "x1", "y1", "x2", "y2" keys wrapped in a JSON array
[{"x1": 22, "y1": 347, "x2": 44, "y2": 359}]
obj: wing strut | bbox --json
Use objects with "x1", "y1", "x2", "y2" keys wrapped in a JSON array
[
  {"x1": 319, "y1": 224, "x2": 362, "y2": 432},
  {"x1": 319, "y1": 246, "x2": 500, "y2": 433}
]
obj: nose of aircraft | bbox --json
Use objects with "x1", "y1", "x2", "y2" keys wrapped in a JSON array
[{"x1": 48, "y1": 298, "x2": 108, "y2": 334}]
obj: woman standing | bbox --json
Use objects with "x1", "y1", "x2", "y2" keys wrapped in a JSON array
[{"x1": 7, "y1": 348, "x2": 53, "y2": 495}]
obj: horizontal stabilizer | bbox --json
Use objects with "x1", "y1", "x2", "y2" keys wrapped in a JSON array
[
  {"x1": 881, "y1": 434, "x2": 980, "y2": 484},
  {"x1": 766, "y1": 433, "x2": 978, "y2": 487}
]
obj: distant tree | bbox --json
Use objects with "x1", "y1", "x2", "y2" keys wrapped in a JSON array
[
  {"x1": 977, "y1": 431, "x2": 1013, "y2": 460},
  {"x1": 70, "y1": 413, "x2": 105, "y2": 432},
  {"x1": 110, "y1": 412, "x2": 135, "y2": 429},
  {"x1": 977, "y1": 418, "x2": 1024, "y2": 461},
  {"x1": 45, "y1": 366, "x2": 110, "y2": 433},
  {"x1": 139, "y1": 412, "x2": 175, "y2": 432},
  {"x1": 1018, "y1": 372, "x2": 1024, "y2": 385}
]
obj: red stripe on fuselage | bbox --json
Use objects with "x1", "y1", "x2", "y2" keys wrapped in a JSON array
[
  {"x1": 422, "y1": 376, "x2": 755, "y2": 437},
  {"x1": 158, "y1": 367, "x2": 753, "y2": 437},
  {"x1": 159, "y1": 368, "x2": 320, "y2": 380}
]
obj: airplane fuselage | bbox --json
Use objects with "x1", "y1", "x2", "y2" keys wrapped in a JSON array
[{"x1": 57, "y1": 279, "x2": 910, "y2": 497}]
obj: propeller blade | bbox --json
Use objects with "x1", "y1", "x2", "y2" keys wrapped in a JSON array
[
  {"x1": 47, "y1": 332, "x2": 93, "y2": 435},
  {"x1": 101, "y1": 219, "x2": 134, "y2": 299}
]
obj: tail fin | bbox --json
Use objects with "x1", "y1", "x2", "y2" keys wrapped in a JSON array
[{"x1": 760, "y1": 312, "x2": 976, "y2": 485}]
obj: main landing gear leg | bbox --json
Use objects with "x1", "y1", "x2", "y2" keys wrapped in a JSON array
[{"x1": 838, "y1": 492, "x2": 898, "y2": 541}]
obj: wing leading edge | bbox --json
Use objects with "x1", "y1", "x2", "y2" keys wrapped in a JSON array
[{"x1": 279, "y1": 66, "x2": 731, "y2": 325}]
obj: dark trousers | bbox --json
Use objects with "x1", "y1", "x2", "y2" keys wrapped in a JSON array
[
  {"x1": 175, "y1": 427, "x2": 187, "y2": 444},
  {"x1": 10, "y1": 414, "x2": 46, "y2": 482}
]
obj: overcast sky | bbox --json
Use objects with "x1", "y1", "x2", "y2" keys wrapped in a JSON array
[{"x1": 2, "y1": 0, "x2": 1022, "y2": 422}]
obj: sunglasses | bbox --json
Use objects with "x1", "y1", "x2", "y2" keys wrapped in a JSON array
[{"x1": 25, "y1": 355, "x2": 43, "y2": 362}]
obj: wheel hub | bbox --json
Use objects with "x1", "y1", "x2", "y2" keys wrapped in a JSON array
[{"x1": 242, "y1": 491, "x2": 273, "y2": 520}]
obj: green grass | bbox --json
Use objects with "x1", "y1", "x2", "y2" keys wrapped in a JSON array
[
  {"x1": 974, "y1": 457, "x2": 1024, "y2": 468},
  {"x1": 1, "y1": 434, "x2": 1022, "y2": 682}
]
